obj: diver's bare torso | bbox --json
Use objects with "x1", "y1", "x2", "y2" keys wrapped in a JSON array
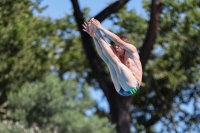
[{"x1": 112, "y1": 46, "x2": 143, "y2": 84}]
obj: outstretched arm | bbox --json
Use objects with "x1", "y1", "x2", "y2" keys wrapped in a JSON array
[{"x1": 91, "y1": 18, "x2": 137, "y2": 53}]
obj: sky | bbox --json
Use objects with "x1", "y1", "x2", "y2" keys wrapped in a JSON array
[{"x1": 36, "y1": 0, "x2": 146, "y2": 28}]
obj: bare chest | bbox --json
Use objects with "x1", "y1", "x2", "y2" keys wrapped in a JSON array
[
  {"x1": 121, "y1": 52, "x2": 143, "y2": 83},
  {"x1": 124, "y1": 57, "x2": 135, "y2": 69},
  {"x1": 121, "y1": 52, "x2": 134, "y2": 67}
]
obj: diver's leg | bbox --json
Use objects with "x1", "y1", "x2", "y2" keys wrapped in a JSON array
[
  {"x1": 93, "y1": 37, "x2": 109, "y2": 64},
  {"x1": 107, "y1": 63, "x2": 121, "y2": 92}
]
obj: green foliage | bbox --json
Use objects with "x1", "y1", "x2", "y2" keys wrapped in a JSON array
[
  {"x1": 0, "y1": 0, "x2": 88, "y2": 111},
  {"x1": 153, "y1": 1, "x2": 200, "y2": 132},
  {"x1": 3, "y1": 74, "x2": 115, "y2": 133},
  {"x1": 0, "y1": 121, "x2": 32, "y2": 133},
  {"x1": 0, "y1": 0, "x2": 63, "y2": 95}
]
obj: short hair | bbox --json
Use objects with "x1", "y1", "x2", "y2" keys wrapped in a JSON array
[{"x1": 120, "y1": 35, "x2": 130, "y2": 43}]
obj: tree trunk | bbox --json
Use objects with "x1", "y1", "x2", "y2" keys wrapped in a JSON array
[{"x1": 70, "y1": 0, "x2": 162, "y2": 133}]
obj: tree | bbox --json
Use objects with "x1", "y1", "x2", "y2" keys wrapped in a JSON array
[
  {"x1": 0, "y1": 0, "x2": 89, "y2": 123},
  {"x1": 3, "y1": 74, "x2": 115, "y2": 133}
]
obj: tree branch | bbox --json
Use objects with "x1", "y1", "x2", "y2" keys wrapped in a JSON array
[
  {"x1": 139, "y1": 0, "x2": 164, "y2": 69},
  {"x1": 94, "y1": 0, "x2": 130, "y2": 22}
]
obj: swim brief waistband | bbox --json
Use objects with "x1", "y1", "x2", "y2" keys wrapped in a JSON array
[{"x1": 118, "y1": 81, "x2": 140, "y2": 96}]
